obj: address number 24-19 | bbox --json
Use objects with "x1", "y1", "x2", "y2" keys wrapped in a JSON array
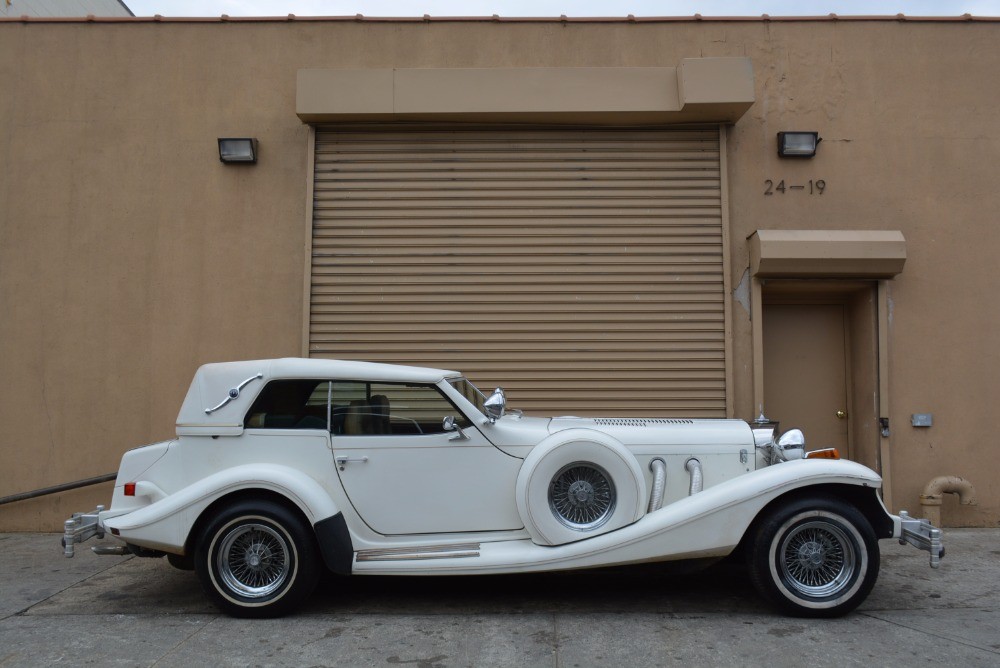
[{"x1": 764, "y1": 179, "x2": 826, "y2": 195}]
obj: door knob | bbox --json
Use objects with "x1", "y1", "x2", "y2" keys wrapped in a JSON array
[{"x1": 836, "y1": 410, "x2": 847, "y2": 419}]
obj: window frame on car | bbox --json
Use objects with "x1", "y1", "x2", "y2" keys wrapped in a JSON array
[{"x1": 242, "y1": 378, "x2": 473, "y2": 437}]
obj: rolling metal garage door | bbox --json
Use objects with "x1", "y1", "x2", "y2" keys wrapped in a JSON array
[{"x1": 309, "y1": 125, "x2": 726, "y2": 417}]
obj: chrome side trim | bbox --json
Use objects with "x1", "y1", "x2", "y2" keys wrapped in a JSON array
[
  {"x1": 356, "y1": 542, "x2": 481, "y2": 562},
  {"x1": 358, "y1": 551, "x2": 480, "y2": 562}
]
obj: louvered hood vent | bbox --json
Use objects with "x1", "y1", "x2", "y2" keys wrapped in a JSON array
[{"x1": 591, "y1": 418, "x2": 695, "y2": 427}]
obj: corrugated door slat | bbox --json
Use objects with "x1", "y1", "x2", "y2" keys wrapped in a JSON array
[{"x1": 310, "y1": 125, "x2": 725, "y2": 417}]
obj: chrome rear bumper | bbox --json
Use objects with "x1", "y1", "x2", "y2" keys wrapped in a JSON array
[
  {"x1": 897, "y1": 510, "x2": 944, "y2": 568},
  {"x1": 62, "y1": 506, "x2": 105, "y2": 557}
]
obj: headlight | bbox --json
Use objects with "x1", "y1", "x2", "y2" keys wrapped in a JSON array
[
  {"x1": 751, "y1": 421, "x2": 806, "y2": 465},
  {"x1": 775, "y1": 428, "x2": 806, "y2": 461}
]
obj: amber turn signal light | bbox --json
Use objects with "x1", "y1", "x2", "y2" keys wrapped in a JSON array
[{"x1": 804, "y1": 448, "x2": 840, "y2": 460}]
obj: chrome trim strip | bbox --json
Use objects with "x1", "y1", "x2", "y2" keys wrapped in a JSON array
[
  {"x1": 356, "y1": 542, "x2": 481, "y2": 562},
  {"x1": 357, "y1": 550, "x2": 480, "y2": 562}
]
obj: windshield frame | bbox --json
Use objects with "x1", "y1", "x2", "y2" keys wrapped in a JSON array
[{"x1": 446, "y1": 376, "x2": 489, "y2": 415}]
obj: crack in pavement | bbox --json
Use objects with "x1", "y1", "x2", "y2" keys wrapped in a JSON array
[
  {"x1": 858, "y1": 610, "x2": 1000, "y2": 656},
  {"x1": 1, "y1": 555, "x2": 135, "y2": 623},
  {"x1": 149, "y1": 615, "x2": 221, "y2": 668}
]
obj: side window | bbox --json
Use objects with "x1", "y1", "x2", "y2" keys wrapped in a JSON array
[
  {"x1": 244, "y1": 380, "x2": 330, "y2": 430},
  {"x1": 331, "y1": 381, "x2": 470, "y2": 436}
]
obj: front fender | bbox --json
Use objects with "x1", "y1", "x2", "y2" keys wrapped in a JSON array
[
  {"x1": 541, "y1": 457, "x2": 886, "y2": 568},
  {"x1": 103, "y1": 463, "x2": 340, "y2": 553},
  {"x1": 708, "y1": 457, "x2": 882, "y2": 507}
]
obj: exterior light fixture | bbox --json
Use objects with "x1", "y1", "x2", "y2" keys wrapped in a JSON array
[
  {"x1": 218, "y1": 138, "x2": 258, "y2": 164},
  {"x1": 777, "y1": 132, "x2": 821, "y2": 158}
]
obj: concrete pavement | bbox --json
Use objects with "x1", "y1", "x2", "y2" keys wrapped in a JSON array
[{"x1": 1, "y1": 530, "x2": 998, "y2": 667}]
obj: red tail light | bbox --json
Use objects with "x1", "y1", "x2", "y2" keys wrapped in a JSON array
[{"x1": 124, "y1": 483, "x2": 136, "y2": 496}]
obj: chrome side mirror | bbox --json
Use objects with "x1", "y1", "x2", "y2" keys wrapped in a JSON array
[
  {"x1": 483, "y1": 387, "x2": 506, "y2": 423},
  {"x1": 442, "y1": 416, "x2": 468, "y2": 441}
]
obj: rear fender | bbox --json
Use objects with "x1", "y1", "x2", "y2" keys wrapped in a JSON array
[{"x1": 103, "y1": 464, "x2": 340, "y2": 553}]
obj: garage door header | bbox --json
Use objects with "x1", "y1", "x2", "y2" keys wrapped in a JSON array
[{"x1": 296, "y1": 59, "x2": 754, "y2": 125}]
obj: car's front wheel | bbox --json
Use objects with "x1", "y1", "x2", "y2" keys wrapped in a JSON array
[
  {"x1": 747, "y1": 497, "x2": 879, "y2": 617},
  {"x1": 194, "y1": 500, "x2": 320, "y2": 618}
]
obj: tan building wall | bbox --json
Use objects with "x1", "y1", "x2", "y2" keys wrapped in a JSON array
[{"x1": 0, "y1": 17, "x2": 997, "y2": 530}]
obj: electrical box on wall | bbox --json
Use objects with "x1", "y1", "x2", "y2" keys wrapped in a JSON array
[{"x1": 912, "y1": 414, "x2": 933, "y2": 427}]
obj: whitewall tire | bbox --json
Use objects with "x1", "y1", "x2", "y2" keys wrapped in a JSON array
[
  {"x1": 516, "y1": 429, "x2": 646, "y2": 546},
  {"x1": 194, "y1": 499, "x2": 320, "y2": 618},
  {"x1": 747, "y1": 497, "x2": 879, "y2": 617}
]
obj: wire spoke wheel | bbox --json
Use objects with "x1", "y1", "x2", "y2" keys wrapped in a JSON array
[
  {"x1": 777, "y1": 520, "x2": 856, "y2": 598},
  {"x1": 197, "y1": 501, "x2": 320, "y2": 618},
  {"x1": 749, "y1": 500, "x2": 879, "y2": 617},
  {"x1": 217, "y1": 523, "x2": 291, "y2": 599},
  {"x1": 548, "y1": 462, "x2": 616, "y2": 531}
]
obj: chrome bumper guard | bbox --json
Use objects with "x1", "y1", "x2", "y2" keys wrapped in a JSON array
[
  {"x1": 62, "y1": 506, "x2": 105, "y2": 557},
  {"x1": 898, "y1": 510, "x2": 945, "y2": 569}
]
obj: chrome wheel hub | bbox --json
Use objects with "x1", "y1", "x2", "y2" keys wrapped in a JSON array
[
  {"x1": 217, "y1": 523, "x2": 291, "y2": 599},
  {"x1": 796, "y1": 541, "x2": 825, "y2": 568},
  {"x1": 569, "y1": 480, "x2": 595, "y2": 505},
  {"x1": 549, "y1": 463, "x2": 616, "y2": 531},
  {"x1": 778, "y1": 520, "x2": 856, "y2": 598}
]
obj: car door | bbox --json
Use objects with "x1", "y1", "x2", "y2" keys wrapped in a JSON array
[{"x1": 331, "y1": 380, "x2": 524, "y2": 535}]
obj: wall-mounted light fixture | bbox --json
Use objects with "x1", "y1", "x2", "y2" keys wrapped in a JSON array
[
  {"x1": 777, "y1": 132, "x2": 821, "y2": 158},
  {"x1": 218, "y1": 138, "x2": 258, "y2": 164}
]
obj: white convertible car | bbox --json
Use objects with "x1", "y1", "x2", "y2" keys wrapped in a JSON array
[{"x1": 63, "y1": 358, "x2": 942, "y2": 618}]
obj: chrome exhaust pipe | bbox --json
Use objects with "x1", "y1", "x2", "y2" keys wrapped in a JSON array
[{"x1": 91, "y1": 545, "x2": 128, "y2": 556}]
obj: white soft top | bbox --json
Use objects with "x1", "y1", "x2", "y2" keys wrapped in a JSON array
[{"x1": 176, "y1": 358, "x2": 458, "y2": 436}]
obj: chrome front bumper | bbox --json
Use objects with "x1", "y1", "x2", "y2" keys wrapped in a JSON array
[
  {"x1": 897, "y1": 510, "x2": 945, "y2": 568},
  {"x1": 62, "y1": 506, "x2": 105, "y2": 557}
]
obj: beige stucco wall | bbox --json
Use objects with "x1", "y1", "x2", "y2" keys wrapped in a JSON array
[{"x1": 0, "y1": 18, "x2": 997, "y2": 530}]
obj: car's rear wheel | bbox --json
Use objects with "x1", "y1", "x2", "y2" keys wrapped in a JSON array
[
  {"x1": 195, "y1": 499, "x2": 320, "y2": 618},
  {"x1": 747, "y1": 496, "x2": 879, "y2": 617}
]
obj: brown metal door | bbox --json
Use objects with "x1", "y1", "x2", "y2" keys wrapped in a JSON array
[{"x1": 763, "y1": 304, "x2": 849, "y2": 452}]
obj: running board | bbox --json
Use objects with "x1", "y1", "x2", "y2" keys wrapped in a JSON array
[{"x1": 356, "y1": 542, "x2": 481, "y2": 562}]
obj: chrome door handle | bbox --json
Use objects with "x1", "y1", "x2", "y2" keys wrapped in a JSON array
[{"x1": 335, "y1": 455, "x2": 369, "y2": 471}]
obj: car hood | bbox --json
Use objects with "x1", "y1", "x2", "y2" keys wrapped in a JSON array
[
  {"x1": 484, "y1": 414, "x2": 754, "y2": 458},
  {"x1": 548, "y1": 416, "x2": 754, "y2": 447}
]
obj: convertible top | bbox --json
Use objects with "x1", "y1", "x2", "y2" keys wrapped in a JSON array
[{"x1": 175, "y1": 358, "x2": 459, "y2": 436}]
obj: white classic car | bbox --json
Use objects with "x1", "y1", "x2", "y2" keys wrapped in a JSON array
[{"x1": 64, "y1": 358, "x2": 942, "y2": 618}]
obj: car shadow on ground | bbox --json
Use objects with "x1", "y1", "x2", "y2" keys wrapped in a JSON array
[{"x1": 305, "y1": 558, "x2": 767, "y2": 616}]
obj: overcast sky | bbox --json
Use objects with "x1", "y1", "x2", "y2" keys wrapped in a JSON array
[{"x1": 124, "y1": 0, "x2": 1000, "y2": 18}]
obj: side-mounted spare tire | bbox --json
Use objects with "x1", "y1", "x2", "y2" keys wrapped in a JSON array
[{"x1": 516, "y1": 429, "x2": 647, "y2": 546}]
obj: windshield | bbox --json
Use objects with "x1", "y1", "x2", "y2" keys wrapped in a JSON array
[{"x1": 447, "y1": 377, "x2": 488, "y2": 414}]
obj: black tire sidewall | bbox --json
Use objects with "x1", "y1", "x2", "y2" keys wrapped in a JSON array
[
  {"x1": 749, "y1": 497, "x2": 879, "y2": 617},
  {"x1": 195, "y1": 500, "x2": 319, "y2": 618}
]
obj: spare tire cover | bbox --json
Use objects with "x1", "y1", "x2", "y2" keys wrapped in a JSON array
[{"x1": 516, "y1": 429, "x2": 646, "y2": 546}]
